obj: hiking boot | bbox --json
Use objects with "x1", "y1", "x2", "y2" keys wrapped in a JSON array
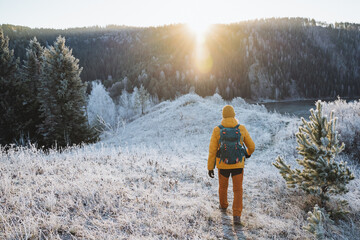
[
  {"x1": 233, "y1": 216, "x2": 241, "y2": 225},
  {"x1": 219, "y1": 205, "x2": 227, "y2": 212}
]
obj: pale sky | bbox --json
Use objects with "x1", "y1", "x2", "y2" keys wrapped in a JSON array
[{"x1": 0, "y1": 0, "x2": 359, "y2": 29}]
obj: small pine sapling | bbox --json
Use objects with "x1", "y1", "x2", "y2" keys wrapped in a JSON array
[{"x1": 273, "y1": 101, "x2": 354, "y2": 209}]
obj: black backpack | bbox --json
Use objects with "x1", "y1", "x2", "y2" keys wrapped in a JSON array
[{"x1": 216, "y1": 124, "x2": 247, "y2": 164}]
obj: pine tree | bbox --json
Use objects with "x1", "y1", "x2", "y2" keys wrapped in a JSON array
[
  {"x1": 38, "y1": 36, "x2": 97, "y2": 147},
  {"x1": 0, "y1": 29, "x2": 21, "y2": 144},
  {"x1": 18, "y1": 37, "x2": 44, "y2": 142},
  {"x1": 0, "y1": 29, "x2": 17, "y2": 79},
  {"x1": 273, "y1": 101, "x2": 354, "y2": 207}
]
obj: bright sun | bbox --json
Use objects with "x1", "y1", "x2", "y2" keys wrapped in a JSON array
[{"x1": 187, "y1": 21, "x2": 210, "y2": 44}]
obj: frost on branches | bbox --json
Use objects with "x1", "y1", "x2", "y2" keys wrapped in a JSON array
[
  {"x1": 0, "y1": 29, "x2": 20, "y2": 144},
  {"x1": 87, "y1": 81, "x2": 116, "y2": 127},
  {"x1": 19, "y1": 37, "x2": 44, "y2": 142},
  {"x1": 321, "y1": 98, "x2": 360, "y2": 159},
  {"x1": 38, "y1": 36, "x2": 97, "y2": 147},
  {"x1": 304, "y1": 204, "x2": 333, "y2": 240},
  {"x1": 134, "y1": 84, "x2": 150, "y2": 115},
  {"x1": 273, "y1": 101, "x2": 354, "y2": 205}
]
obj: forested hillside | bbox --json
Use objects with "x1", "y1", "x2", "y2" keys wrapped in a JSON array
[{"x1": 2, "y1": 17, "x2": 360, "y2": 100}]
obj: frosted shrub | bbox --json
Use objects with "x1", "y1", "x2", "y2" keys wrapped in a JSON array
[
  {"x1": 117, "y1": 89, "x2": 136, "y2": 120},
  {"x1": 117, "y1": 87, "x2": 157, "y2": 122},
  {"x1": 176, "y1": 92, "x2": 203, "y2": 107},
  {"x1": 231, "y1": 97, "x2": 267, "y2": 112},
  {"x1": 230, "y1": 96, "x2": 247, "y2": 107},
  {"x1": 87, "y1": 81, "x2": 116, "y2": 127},
  {"x1": 321, "y1": 98, "x2": 360, "y2": 159},
  {"x1": 206, "y1": 93, "x2": 225, "y2": 105}
]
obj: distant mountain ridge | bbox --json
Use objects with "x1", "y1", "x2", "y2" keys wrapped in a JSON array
[{"x1": 2, "y1": 18, "x2": 360, "y2": 100}]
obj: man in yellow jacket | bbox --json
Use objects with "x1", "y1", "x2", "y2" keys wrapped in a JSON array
[{"x1": 207, "y1": 105, "x2": 255, "y2": 224}]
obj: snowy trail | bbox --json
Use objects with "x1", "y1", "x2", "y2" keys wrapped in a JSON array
[{"x1": 219, "y1": 212, "x2": 246, "y2": 240}]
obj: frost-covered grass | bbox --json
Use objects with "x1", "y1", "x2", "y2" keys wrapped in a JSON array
[
  {"x1": 321, "y1": 98, "x2": 360, "y2": 159},
  {"x1": 1, "y1": 93, "x2": 359, "y2": 239},
  {"x1": 0, "y1": 145, "x2": 222, "y2": 239}
]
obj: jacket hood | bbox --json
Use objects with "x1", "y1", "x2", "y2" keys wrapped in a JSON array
[{"x1": 221, "y1": 117, "x2": 239, "y2": 128}]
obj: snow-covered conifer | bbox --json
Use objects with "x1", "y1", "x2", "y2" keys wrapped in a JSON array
[
  {"x1": 38, "y1": 36, "x2": 97, "y2": 147},
  {"x1": 0, "y1": 29, "x2": 18, "y2": 78},
  {"x1": 21, "y1": 37, "x2": 43, "y2": 83},
  {"x1": 87, "y1": 81, "x2": 116, "y2": 127},
  {"x1": 19, "y1": 37, "x2": 44, "y2": 140},
  {"x1": 138, "y1": 70, "x2": 148, "y2": 83},
  {"x1": 0, "y1": 29, "x2": 21, "y2": 144},
  {"x1": 274, "y1": 101, "x2": 354, "y2": 206}
]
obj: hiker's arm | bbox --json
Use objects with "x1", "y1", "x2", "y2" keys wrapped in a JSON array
[
  {"x1": 243, "y1": 127, "x2": 255, "y2": 156},
  {"x1": 208, "y1": 126, "x2": 220, "y2": 170}
]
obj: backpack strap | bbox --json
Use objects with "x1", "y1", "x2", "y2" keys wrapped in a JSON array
[
  {"x1": 217, "y1": 125, "x2": 224, "y2": 164},
  {"x1": 235, "y1": 124, "x2": 242, "y2": 144},
  {"x1": 218, "y1": 124, "x2": 224, "y2": 142}
]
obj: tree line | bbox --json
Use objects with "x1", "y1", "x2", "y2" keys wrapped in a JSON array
[{"x1": 2, "y1": 17, "x2": 360, "y2": 101}]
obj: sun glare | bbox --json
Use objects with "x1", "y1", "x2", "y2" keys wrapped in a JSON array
[
  {"x1": 187, "y1": 22, "x2": 210, "y2": 44},
  {"x1": 187, "y1": 21, "x2": 213, "y2": 74}
]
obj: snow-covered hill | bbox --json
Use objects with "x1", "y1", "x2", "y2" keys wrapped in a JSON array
[
  {"x1": 105, "y1": 93, "x2": 298, "y2": 160},
  {"x1": 1, "y1": 94, "x2": 359, "y2": 239}
]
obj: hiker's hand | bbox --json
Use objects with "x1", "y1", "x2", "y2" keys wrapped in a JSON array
[
  {"x1": 208, "y1": 170, "x2": 214, "y2": 178},
  {"x1": 246, "y1": 154, "x2": 251, "y2": 159}
]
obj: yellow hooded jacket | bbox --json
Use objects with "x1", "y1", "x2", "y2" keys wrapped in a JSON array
[{"x1": 207, "y1": 117, "x2": 255, "y2": 170}]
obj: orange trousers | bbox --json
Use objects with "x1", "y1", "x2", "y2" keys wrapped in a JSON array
[{"x1": 218, "y1": 169, "x2": 244, "y2": 216}]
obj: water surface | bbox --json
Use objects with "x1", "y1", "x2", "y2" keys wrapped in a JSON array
[
  {"x1": 262, "y1": 100, "x2": 317, "y2": 119},
  {"x1": 261, "y1": 98, "x2": 358, "y2": 119}
]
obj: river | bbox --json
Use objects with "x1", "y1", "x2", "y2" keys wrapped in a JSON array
[
  {"x1": 261, "y1": 100, "x2": 317, "y2": 119},
  {"x1": 260, "y1": 98, "x2": 358, "y2": 119}
]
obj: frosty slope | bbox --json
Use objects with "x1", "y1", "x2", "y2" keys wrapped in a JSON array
[{"x1": 1, "y1": 93, "x2": 359, "y2": 239}]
